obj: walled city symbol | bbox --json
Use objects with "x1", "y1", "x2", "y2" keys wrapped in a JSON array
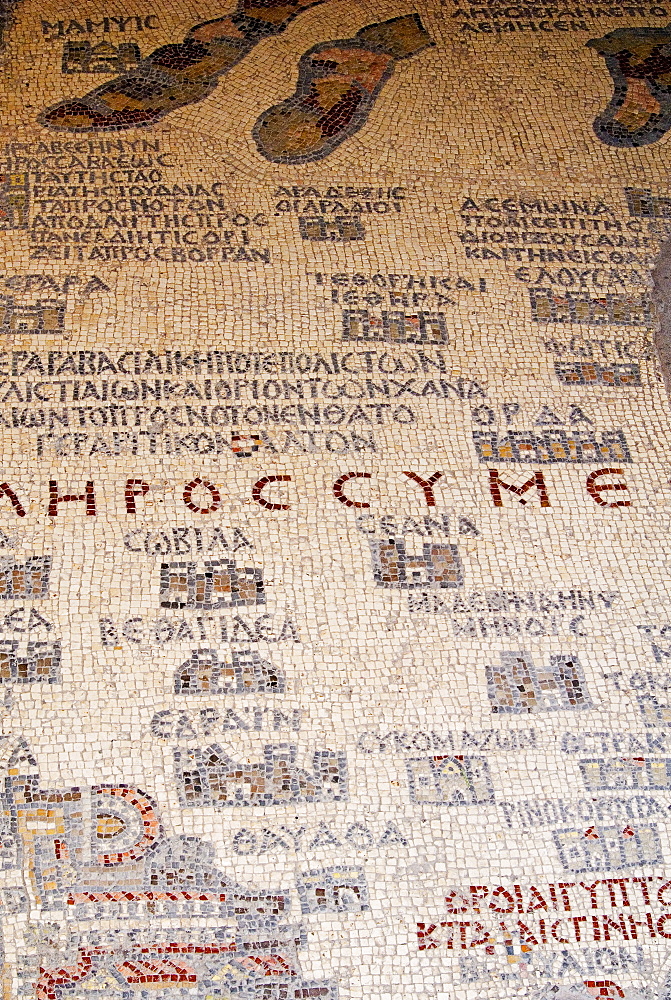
[
  {"x1": 369, "y1": 535, "x2": 464, "y2": 590},
  {"x1": 175, "y1": 742, "x2": 348, "y2": 808},
  {"x1": 39, "y1": 4, "x2": 434, "y2": 163},
  {"x1": 0, "y1": 555, "x2": 50, "y2": 598},
  {"x1": 174, "y1": 646, "x2": 284, "y2": 693},
  {"x1": 0, "y1": 170, "x2": 29, "y2": 229},
  {"x1": 61, "y1": 39, "x2": 141, "y2": 73},
  {"x1": 406, "y1": 754, "x2": 494, "y2": 805},
  {"x1": 0, "y1": 274, "x2": 109, "y2": 333},
  {"x1": 0, "y1": 741, "x2": 363, "y2": 998},
  {"x1": 342, "y1": 309, "x2": 448, "y2": 344},
  {"x1": 529, "y1": 288, "x2": 653, "y2": 326},
  {"x1": 0, "y1": 294, "x2": 64, "y2": 335},
  {"x1": 554, "y1": 823, "x2": 662, "y2": 872},
  {"x1": 159, "y1": 558, "x2": 265, "y2": 609},
  {"x1": 0, "y1": 638, "x2": 59, "y2": 684},
  {"x1": 486, "y1": 651, "x2": 592, "y2": 714},
  {"x1": 580, "y1": 757, "x2": 671, "y2": 790}
]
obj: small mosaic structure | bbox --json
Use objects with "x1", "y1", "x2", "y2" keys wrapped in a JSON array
[
  {"x1": 175, "y1": 742, "x2": 348, "y2": 807},
  {"x1": 486, "y1": 651, "x2": 592, "y2": 713},
  {"x1": 174, "y1": 646, "x2": 285, "y2": 693}
]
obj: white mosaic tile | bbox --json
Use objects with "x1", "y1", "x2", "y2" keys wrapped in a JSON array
[{"x1": 0, "y1": 0, "x2": 668, "y2": 997}]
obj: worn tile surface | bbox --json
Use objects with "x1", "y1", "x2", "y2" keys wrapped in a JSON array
[{"x1": 0, "y1": 0, "x2": 668, "y2": 997}]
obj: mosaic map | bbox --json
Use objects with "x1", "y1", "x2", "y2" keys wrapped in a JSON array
[{"x1": 0, "y1": 0, "x2": 670, "y2": 996}]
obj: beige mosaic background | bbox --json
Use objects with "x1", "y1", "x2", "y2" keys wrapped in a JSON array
[{"x1": 0, "y1": 0, "x2": 667, "y2": 997}]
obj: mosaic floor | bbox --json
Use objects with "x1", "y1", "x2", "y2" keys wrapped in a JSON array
[{"x1": 0, "y1": 0, "x2": 671, "y2": 996}]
